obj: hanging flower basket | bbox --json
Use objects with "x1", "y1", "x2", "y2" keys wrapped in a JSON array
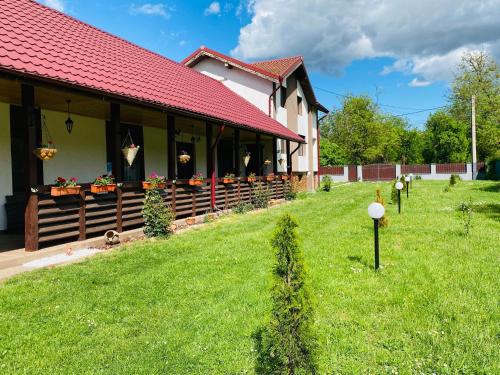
[
  {"x1": 34, "y1": 115, "x2": 57, "y2": 161},
  {"x1": 278, "y1": 158, "x2": 285, "y2": 166},
  {"x1": 264, "y1": 159, "x2": 272, "y2": 166},
  {"x1": 243, "y1": 152, "x2": 251, "y2": 167},
  {"x1": 121, "y1": 129, "x2": 140, "y2": 166},
  {"x1": 33, "y1": 147, "x2": 57, "y2": 161},
  {"x1": 178, "y1": 151, "x2": 191, "y2": 164}
]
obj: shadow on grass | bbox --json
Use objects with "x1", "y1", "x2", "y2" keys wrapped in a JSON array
[
  {"x1": 252, "y1": 327, "x2": 275, "y2": 375},
  {"x1": 472, "y1": 202, "x2": 500, "y2": 221},
  {"x1": 347, "y1": 255, "x2": 372, "y2": 269},
  {"x1": 474, "y1": 183, "x2": 500, "y2": 193}
]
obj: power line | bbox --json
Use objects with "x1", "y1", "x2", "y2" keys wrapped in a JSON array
[{"x1": 313, "y1": 85, "x2": 447, "y2": 113}]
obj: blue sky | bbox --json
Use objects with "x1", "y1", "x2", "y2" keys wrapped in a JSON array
[{"x1": 39, "y1": 0, "x2": 500, "y2": 128}]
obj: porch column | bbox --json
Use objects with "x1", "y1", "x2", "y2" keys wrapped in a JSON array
[
  {"x1": 286, "y1": 140, "x2": 292, "y2": 175},
  {"x1": 256, "y1": 133, "x2": 262, "y2": 176},
  {"x1": 22, "y1": 84, "x2": 38, "y2": 252},
  {"x1": 210, "y1": 124, "x2": 225, "y2": 209},
  {"x1": 234, "y1": 129, "x2": 240, "y2": 177},
  {"x1": 167, "y1": 114, "x2": 175, "y2": 179},
  {"x1": 272, "y1": 136, "x2": 278, "y2": 174},
  {"x1": 110, "y1": 103, "x2": 122, "y2": 181},
  {"x1": 206, "y1": 123, "x2": 213, "y2": 177}
]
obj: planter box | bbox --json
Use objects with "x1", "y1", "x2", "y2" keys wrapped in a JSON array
[
  {"x1": 91, "y1": 184, "x2": 116, "y2": 194},
  {"x1": 265, "y1": 176, "x2": 275, "y2": 182},
  {"x1": 247, "y1": 177, "x2": 256, "y2": 183},
  {"x1": 142, "y1": 181, "x2": 166, "y2": 190},
  {"x1": 281, "y1": 175, "x2": 289, "y2": 181},
  {"x1": 189, "y1": 179, "x2": 203, "y2": 186},
  {"x1": 51, "y1": 186, "x2": 81, "y2": 197},
  {"x1": 223, "y1": 178, "x2": 235, "y2": 184}
]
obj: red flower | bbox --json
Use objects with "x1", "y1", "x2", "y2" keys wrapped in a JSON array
[{"x1": 70, "y1": 177, "x2": 77, "y2": 182}]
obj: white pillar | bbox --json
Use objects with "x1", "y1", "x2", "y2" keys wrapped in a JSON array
[
  {"x1": 357, "y1": 165, "x2": 363, "y2": 181},
  {"x1": 430, "y1": 164, "x2": 437, "y2": 177},
  {"x1": 343, "y1": 165, "x2": 349, "y2": 182},
  {"x1": 395, "y1": 164, "x2": 401, "y2": 178}
]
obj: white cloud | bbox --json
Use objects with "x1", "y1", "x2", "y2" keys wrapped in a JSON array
[
  {"x1": 204, "y1": 2, "x2": 221, "y2": 16},
  {"x1": 39, "y1": 0, "x2": 65, "y2": 12},
  {"x1": 408, "y1": 78, "x2": 432, "y2": 88},
  {"x1": 129, "y1": 3, "x2": 172, "y2": 19},
  {"x1": 231, "y1": 0, "x2": 500, "y2": 83}
]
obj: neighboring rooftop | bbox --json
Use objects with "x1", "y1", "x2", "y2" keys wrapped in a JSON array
[
  {"x1": 0, "y1": 0, "x2": 304, "y2": 142},
  {"x1": 182, "y1": 46, "x2": 328, "y2": 113}
]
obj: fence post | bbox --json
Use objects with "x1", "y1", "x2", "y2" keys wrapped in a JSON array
[
  {"x1": 171, "y1": 183, "x2": 177, "y2": 218},
  {"x1": 357, "y1": 165, "x2": 363, "y2": 181},
  {"x1": 395, "y1": 164, "x2": 401, "y2": 178},
  {"x1": 116, "y1": 186, "x2": 122, "y2": 232},
  {"x1": 343, "y1": 165, "x2": 349, "y2": 181},
  {"x1": 430, "y1": 163, "x2": 437, "y2": 177},
  {"x1": 78, "y1": 188, "x2": 86, "y2": 241},
  {"x1": 24, "y1": 191, "x2": 39, "y2": 252}
]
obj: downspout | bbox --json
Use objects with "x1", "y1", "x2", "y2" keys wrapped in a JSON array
[
  {"x1": 268, "y1": 77, "x2": 283, "y2": 117},
  {"x1": 211, "y1": 124, "x2": 225, "y2": 209},
  {"x1": 317, "y1": 114, "x2": 321, "y2": 185}
]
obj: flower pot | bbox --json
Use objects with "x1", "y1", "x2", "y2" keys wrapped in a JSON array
[
  {"x1": 223, "y1": 178, "x2": 234, "y2": 184},
  {"x1": 247, "y1": 177, "x2": 256, "y2": 183},
  {"x1": 281, "y1": 175, "x2": 289, "y2": 181},
  {"x1": 189, "y1": 179, "x2": 203, "y2": 186},
  {"x1": 185, "y1": 217, "x2": 196, "y2": 225},
  {"x1": 91, "y1": 184, "x2": 109, "y2": 194},
  {"x1": 51, "y1": 186, "x2": 81, "y2": 197},
  {"x1": 266, "y1": 176, "x2": 275, "y2": 182},
  {"x1": 178, "y1": 154, "x2": 191, "y2": 164},
  {"x1": 122, "y1": 146, "x2": 139, "y2": 166},
  {"x1": 106, "y1": 184, "x2": 117, "y2": 192},
  {"x1": 142, "y1": 181, "x2": 166, "y2": 190},
  {"x1": 33, "y1": 147, "x2": 57, "y2": 161}
]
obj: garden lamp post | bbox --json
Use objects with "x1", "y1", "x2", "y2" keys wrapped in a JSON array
[
  {"x1": 405, "y1": 175, "x2": 410, "y2": 198},
  {"x1": 395, "y1": 181, "x2": 403, "y2": 214},
  {"x1": 368, "y1": 202, "x2": 385, "y2": 270}
]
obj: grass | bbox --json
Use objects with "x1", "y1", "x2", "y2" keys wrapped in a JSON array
[{"x1": 0, "y1": 180, "x2": 499, "y2": 374}]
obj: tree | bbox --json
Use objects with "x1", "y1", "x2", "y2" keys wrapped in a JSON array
[
  {"x1": 142, "y1": 188, "x2": 174, "y2": 237},
  {"x1": 259, "y1": 214, "x2": 317, "y2": 374},
  {"x1": 423, "y1": 111, "x2": 469, "y2": 163},
  {"x1": 449, "y1": 51, "x2": 500, "y2": 161},
  {"x1": 318, "y1": 138, "x2": 346, "y2": 166}
]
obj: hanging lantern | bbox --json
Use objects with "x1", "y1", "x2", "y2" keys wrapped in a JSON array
[
  {"x1": 278, "y1": 158, "x2": 285, "y2": 166},
  {"x1": 65, "y1": 100, "x2": 74, "y2": 134},
  {"x1": 243, "y1": 152, "x2": 251, "y2": 167}
]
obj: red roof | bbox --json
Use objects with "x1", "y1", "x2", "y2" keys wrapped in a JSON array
[
  {"x1": 0, "y1": 0, "x2": 303, "y2": 142},
  {"x1": 250, "y1": 56, "x2": 303, "y2": 78}
]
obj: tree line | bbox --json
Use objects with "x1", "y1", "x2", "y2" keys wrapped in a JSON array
[{"x1": 319, "y1": 51, "x2": 499, "y2": 166}]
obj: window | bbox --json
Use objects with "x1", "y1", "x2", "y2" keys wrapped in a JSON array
[
  {"x1": 297, "y1": 96, "x2": 303, "y2": 115},
  {"x1": 298, "y1": 143, "x2": 305, "y2": 156},
  {"x1": 280, "y1": 86, "x2": 286, "y2": 108}
]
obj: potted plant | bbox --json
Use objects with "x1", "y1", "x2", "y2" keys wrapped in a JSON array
[
  {"x1": 223, "y1": 173, "x2": 235, "y2": 184},
  {"x1": 142, "y1": 172, "x2": 166, "y2": 189},
  {"x1": 51, "y1": 177, "x2": 81, "y2": 197},
  {"x1": 178, "y1": 150, "x2": 191, "y2": 164},
  {"x1": 266, "y1": 173, "x2": 275, "y2": 182},
  {"x1": 33, "y1": 141, "x2": 57, "y2": 161},
  {"x1": 247, "y1": 172, "x2": 256, "y2": 183},
  {"x1": 189, "y1": 172, "x2": 204, "y2": 186},
  {"x1": 91, "y1": 174, "x2": 116, "y2": 194},
  {"x1": 281, "y1": 174, "x2": 289, "y2": 181}
]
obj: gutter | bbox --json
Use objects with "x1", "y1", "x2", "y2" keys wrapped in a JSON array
[{"x1": 268, "y1": 77, "x2": 283, "y2": 117}]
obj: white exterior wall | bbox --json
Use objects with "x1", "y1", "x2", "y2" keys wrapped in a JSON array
[
  {"x1": 143, "y1": 126, "x2": 168, "y2": 178},
  {"x1": 192, "y1": 59, "x2": 273, "y2": 114},
  {"x1": 0, "y1": 102, "x2": 12, "y2": 231},
  {"x1": 297, "y1": 81, "x2": 308, "y2": 172},
  {"x1": 312, "y1": 110, "x2": 318, "y2": 172},
  {"x1": 42, "y1": 109, "x2": 107, "y2": 184}
]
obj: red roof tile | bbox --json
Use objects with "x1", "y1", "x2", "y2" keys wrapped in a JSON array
[
  {"x1": 0, "y1": 0, "x2": 303, "y2": 142},
  {"x1": 250, "y1": 56, "x2": 303, "y2": 78}
]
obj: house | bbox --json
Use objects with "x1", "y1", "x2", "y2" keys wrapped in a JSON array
[
  {"x1": 0, "y1": 0, "x2": 306, "y2": 251},
  {"x1": 182, "y1": 46, "x2": 328, "y2": 191}
]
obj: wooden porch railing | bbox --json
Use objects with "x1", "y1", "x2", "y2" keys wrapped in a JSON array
[{"x1": 25, "y1": 176, "x2": 291, "y2": 251}]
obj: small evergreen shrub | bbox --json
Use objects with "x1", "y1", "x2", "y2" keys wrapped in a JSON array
[
  {"x1": 252, "y1": 183, "x2": 271, "y2": 209},
  {"x1": 321, "y1": 175, "x2": 332, "y2": 192},
  {"x1": 399, "y1": 175, "x2": 407, "y2": 190},
  {"x1": 390, "y1": 179, "x2": 398, "y2": 204},
  {"x1": 258, "y1": 214, "x2": 318, "y2": 374},
  {"x1": 458, "y1": 199, "x2": 473, "y2": 236},
  {"x1": 450, "y1": 174, "x2": 461, "y2": 186},
  {"x1": 284, "y1": 181, "x2": 297, "y2": 201},
  {"x1": 375, "y1": 188, "x2": 389, "y2": 228},
  {"x1": 142, "y1": 188, "x2": 174, "y2": 237},
  {"x1": 443, "y1": 184, "x2": 452, "y2": 192},
  {"x1": 414, "y1": 175, "x2": 422, "y2": 180},
  {"x1": 233, "y1": 200, "x2": 254, "y2": 214}
]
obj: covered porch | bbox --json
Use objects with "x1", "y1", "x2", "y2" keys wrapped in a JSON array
[{"x1": 0, "y1": 77, "x2": 297, "y2": 251}]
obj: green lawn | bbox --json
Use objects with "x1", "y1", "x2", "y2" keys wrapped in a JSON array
[{"x1": 0, "y1": 181, "x2": 499, "y2": 374}]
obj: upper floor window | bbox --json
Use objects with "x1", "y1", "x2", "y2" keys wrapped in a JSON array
[
  {"x1": 298, "y1": 143, "x2": 305, "y2": 156},
  {"x1": 297, "y1": 96, "x2": 303, "y2": 115},
  {"x1": 280, "y1": 86, "x2": 287, "y2": 108}
]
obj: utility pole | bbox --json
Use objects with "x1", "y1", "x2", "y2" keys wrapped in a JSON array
[{"x1": 471, "y1": 95, "x2": 477, "y2": 180}]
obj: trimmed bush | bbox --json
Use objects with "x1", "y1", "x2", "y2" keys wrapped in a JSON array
[
  {"x1": 233, "y1": 201, "x2": 254, "y2": 214},
  {"x1": 252, "y1": 183, "x2": 271, "y2": 209},
  {"x1": 376, "y1": 188, "x2": 389, "y2": 228},
  {"x1": 284, "y1": 181, "x2": 297, "y2": 201},
  {"x1": 450, "y1": 174, "x2": 461, "y2": 186},
  {"x1": 390, "y1": 179, "x2": 398, "y2": 204},
  {"x1": 321, "y1": 175, "x2": 332, "y2": 192},
  {"x1": 257, "y1": 214, "x2": 318, "y2": 374},
  {"x1": 142, "y1": 188, "x2": 174, "y2": 238}
]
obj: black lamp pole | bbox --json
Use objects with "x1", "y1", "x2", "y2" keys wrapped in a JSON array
[
  {"x1": 406, "y1": 183, "x2": 409, "y2": 199},
  {"x1": 373, "y1": 218, "x2": 380, "y2": 270},
  {"x1": 398, "y1": 190, "x2": 401, "y2": 214}
]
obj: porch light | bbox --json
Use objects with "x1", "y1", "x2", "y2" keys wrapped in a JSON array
[{"x1": 65, "y1": 100, "x2": 74, "y2": 134}]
